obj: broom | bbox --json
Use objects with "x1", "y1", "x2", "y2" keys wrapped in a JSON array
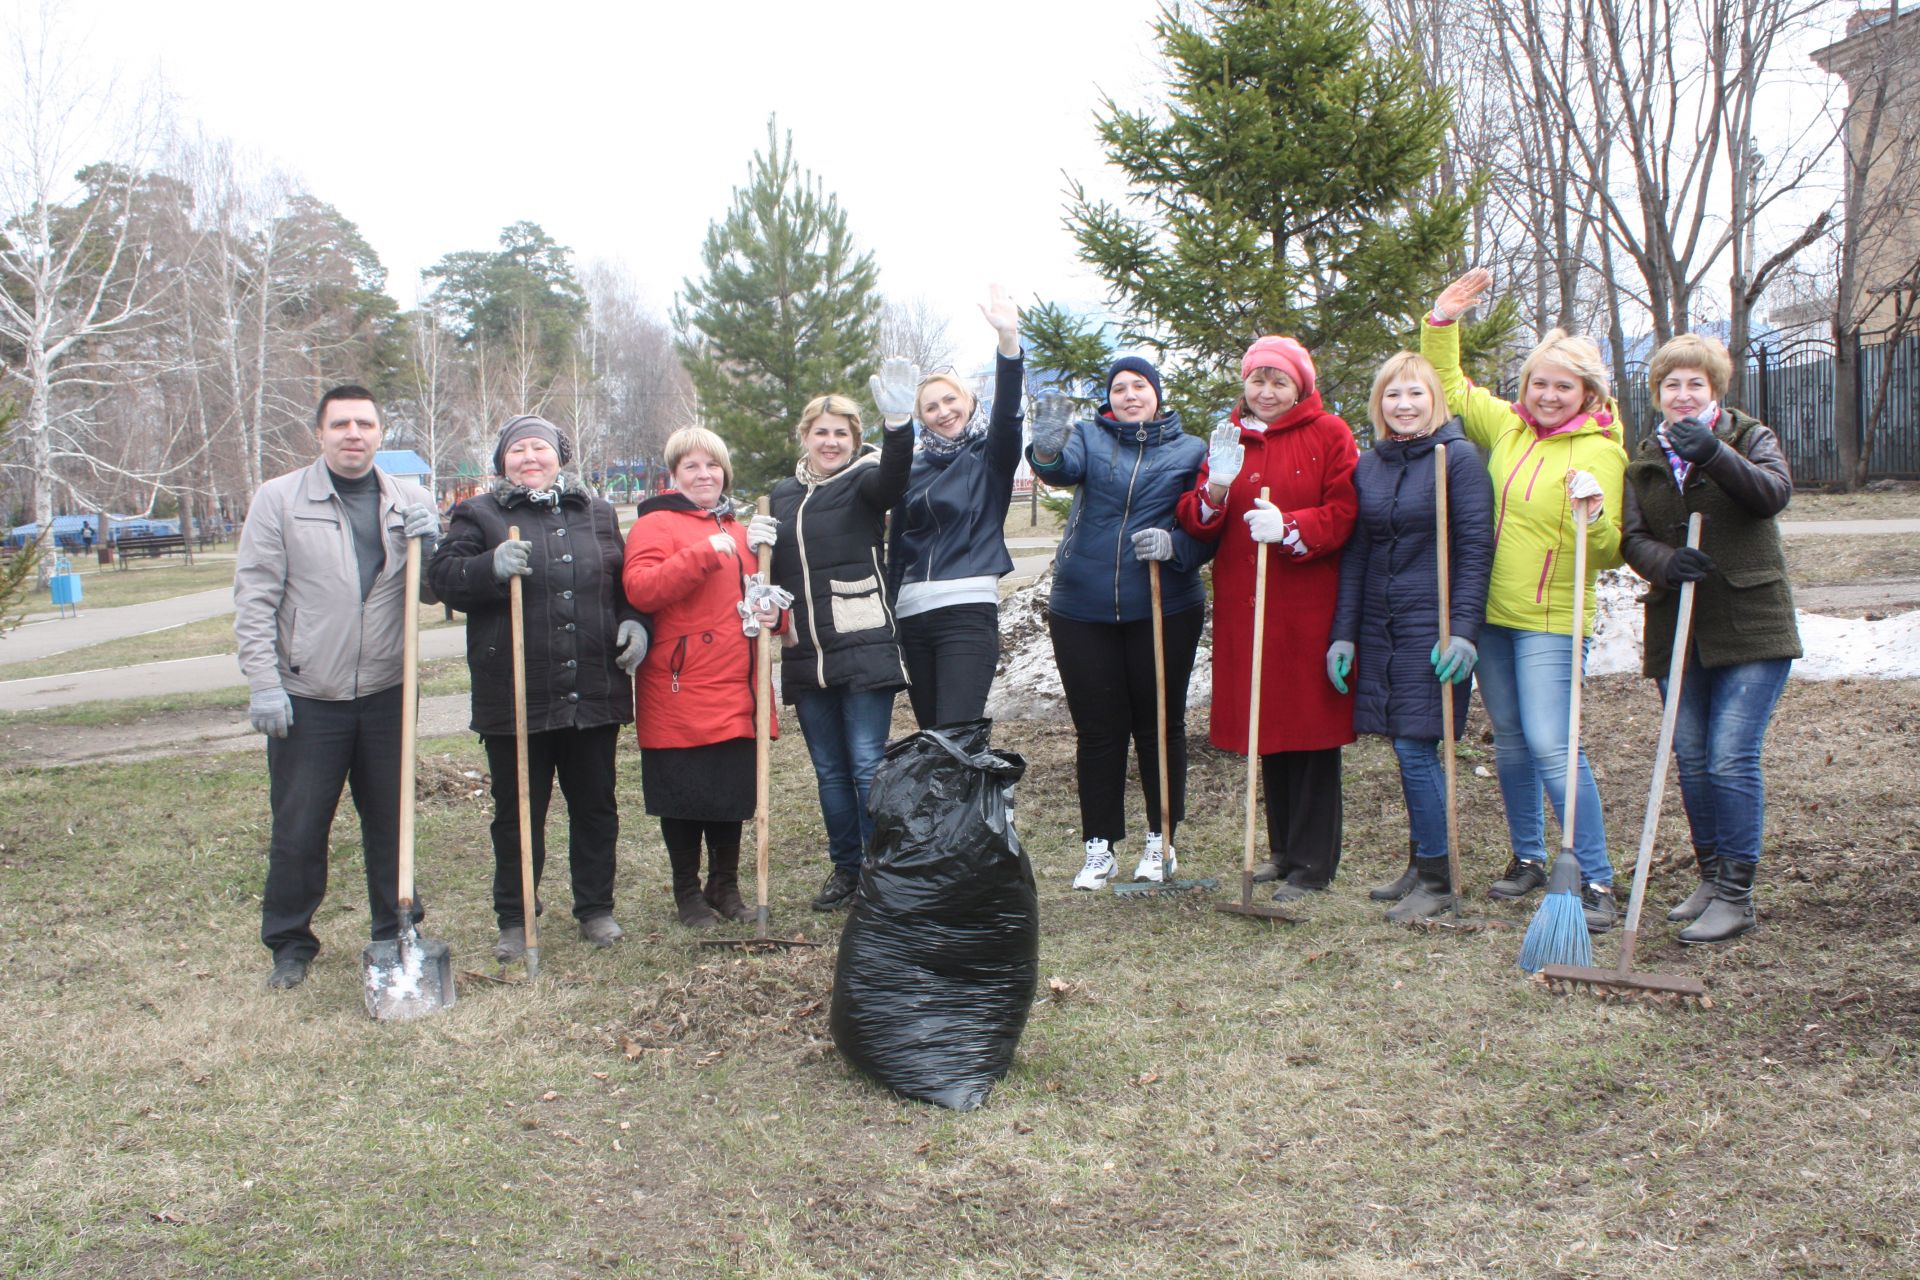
[{"x1": 1517, "y1": 489, "x2": 1595, "y2": 974}]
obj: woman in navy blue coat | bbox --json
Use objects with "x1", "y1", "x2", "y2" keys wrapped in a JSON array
[
  {"x1": 1028, "y1": 356, "x2": 1212, "y2": 890},
  {"x1": 1329, "y1": 352, "x2": 1495, "y2": 921}
]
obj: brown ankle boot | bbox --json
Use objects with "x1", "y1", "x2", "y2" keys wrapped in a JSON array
[
  {"x1": 667, "y1": 839, "x2": 721, "y2": 928},
  {"x1": 703, "y1": 841, "x2": 753, "y2": 922}
]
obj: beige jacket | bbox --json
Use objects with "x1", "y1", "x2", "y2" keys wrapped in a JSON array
[{"x1": 233, "y1": 459, "x2": 436, "y2": 700}]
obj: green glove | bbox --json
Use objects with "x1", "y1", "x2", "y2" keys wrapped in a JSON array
[{"x1": 1325, "y1": 641, "x2": 1353, "y2": 694}]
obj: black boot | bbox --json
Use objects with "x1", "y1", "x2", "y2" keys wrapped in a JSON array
[
  {"x1": 703, "y1": 841, "x2": 753, "y2": 923},
  {"x1": 1370, "y1": 838, "x2": 1420, "y2": 902},
  {"x1": 1488, "y1": 856, "x2": 1547, "y2": 900},
  {"x1": 811, "y1": 866, "x2": 860, "y2": 911},
  {"x1": 1665, "y1": 846, "x2": 1721, "y2": 923},
  {"x1": 1679, "y1": 858, "x2": 1757, "y2": 944},
  {"x1": 1384, "y1": 856, "x2": 1454, "y2": 923},
  {"x1": 668, "y1": 841, "x2": 721, "y2": 929}
]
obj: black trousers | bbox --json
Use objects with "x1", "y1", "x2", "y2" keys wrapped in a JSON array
[
  {"x1": 898, "y1": 602, "x2": 1000, "y2": 729},
  {"x1": 1261, "y1": 747, "x2": 1344, "y2": 888},
  {"x1": 659, "y1": 817, "x2": 744, "y2": 885},
  {"x1": 260, "y1": 686, "x2": 405, "y2": 960},
  {"x1": 483, "y1": 724, "x2": 620, "y2": 927},
  {"x1": 1049, "y1": 607, "x2": 1204, "y2": 844}
]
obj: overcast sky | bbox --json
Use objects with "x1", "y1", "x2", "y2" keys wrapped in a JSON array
[{"x1": 59, "y1": 0, "x2": 1173, "y2": 348}]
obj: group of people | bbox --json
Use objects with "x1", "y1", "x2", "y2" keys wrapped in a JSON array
[{"x1": 234, "y1": 274, "x2": 1799, "y2": 991}]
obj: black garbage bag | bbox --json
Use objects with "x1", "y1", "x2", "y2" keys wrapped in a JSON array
[{"x1": 829, "y1": 719, "x2": 1039, "y2": 1110}]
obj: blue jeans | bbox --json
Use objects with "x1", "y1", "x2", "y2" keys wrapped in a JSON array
[
  {"x1": 1473, "y1": 624, "x2": 1612, "y2": 883},
  {"x1": 1657, "y1": 657, "x2": 1790, "y2": 865},
  {"x1": 1391, "y1": 738, "x2": 1449, "y2": 860},
  {"x1": 793, "y1": 686, "x2": 897, "y2": 868}
]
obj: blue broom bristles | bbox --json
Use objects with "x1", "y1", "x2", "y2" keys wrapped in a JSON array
[{"x1": 1517, "y1": 853, "x2": 1593, "y2": 973}]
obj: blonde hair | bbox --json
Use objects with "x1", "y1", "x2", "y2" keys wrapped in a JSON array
[
  {"x1": 796, "y1": 394, "x2": 864, "y2": 442},
  {"x1": 1367, "y1": 352, "x2": 1449, "y2": 437},
  {"x1": 664, "y1": 426, "x2": 732, "y2": 491},
  {"x1": 916, "y1": 371, "x2": 976, "y2": 420},
  {"x1": 1518, "y1": 329, "x2": 1610, "y2": 415},
  {"x1": 1649, "y1": 334, "x2": 1733, "y2": 400}
]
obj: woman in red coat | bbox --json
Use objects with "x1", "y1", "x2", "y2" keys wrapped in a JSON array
[
  {"x1": 1177, "y1": 336, "x2": 1358, "y2": 901},
  {"x1": 621, "y1": 426, "x2": 785, "y2": 928}
]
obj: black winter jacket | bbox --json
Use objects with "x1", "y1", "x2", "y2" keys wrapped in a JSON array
[
  {"x1": 428, "y1": 481, "x2": 644, "y2": 736},
  {"x1": 1331, "y1": 419, "x2": 1495, "y2": 740},
  {"x1": 769, "y1": 428, "x2": 914, "y2": 701},
  {"x1": 887, "y1": 352, "x2": 1026, "y2": 600}
]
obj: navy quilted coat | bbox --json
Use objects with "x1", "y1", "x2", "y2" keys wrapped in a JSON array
[{"x1": 1331, "y1": 418, "x2": 1495, "y2": 740}]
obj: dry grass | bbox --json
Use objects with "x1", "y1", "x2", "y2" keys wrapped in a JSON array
[
  {"x1": 23, "y1": 557, "x2": 237, "y2": 611},
  {"x1": 1, "y1": 679, "x2": 1916, "y2": 1278},
  {"x1": 1781, "y1": 533, "x2": 1920, "y2": 585},
  {"x1": 1783, "y1": 485, "x2": 1920, "y2": 521}
]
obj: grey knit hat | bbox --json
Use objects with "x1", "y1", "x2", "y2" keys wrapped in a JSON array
[{"x1": 492, "y1": 415, "x2": 571, "y2": 475}]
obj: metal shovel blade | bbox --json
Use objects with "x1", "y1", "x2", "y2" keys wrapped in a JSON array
[{"x1": 362, "y1": 923, "x2": 457, "y2": 1021}]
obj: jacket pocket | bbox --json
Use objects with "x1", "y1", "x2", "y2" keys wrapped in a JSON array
[
  {"x1": 283, "y1": 606, "x2": 305, "y2": 673},
  {"x1": 1722, "y1": 566, "x2": 1790, "y2": 631},
  {"x1": 829, "y1": 574, "x2": 888, "y2": 635}
]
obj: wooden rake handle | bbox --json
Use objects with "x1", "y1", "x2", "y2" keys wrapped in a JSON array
[
  {"x1": 509, "y1": 525, "x2": 539, "y2": 961},
  {"x1": 1242, "y1": 487, "x2": 1272, "y2": 884},
  {"x1": 397, "y1": 535, "x2": 422, "y2": 911}
]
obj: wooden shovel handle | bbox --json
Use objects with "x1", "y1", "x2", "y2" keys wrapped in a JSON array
[
  {"x1": 1150, "y1": 560, "x2": 1171, "y2": 848},
  {"x1": 754, "y1": 496, "x2": 773, "y2": 914},
  {"x1": 1243, "y1": 487, "x2": 1272, "y2": 878},
  {"x1": 397, "y1": 536, "x2": 421, "y2": 908},
  {"x1": 1436, "y1": 444, "x2": 1462, "y2": 904},
  {"x1": 509, "y1": 525, "x2": 538, "y2": 954}
]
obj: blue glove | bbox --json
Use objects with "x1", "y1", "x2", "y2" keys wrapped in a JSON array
[
  {"x1": 1326, "y1": 640, "x2": 1353, "y2": 694},
  {"x1": 1430, "y1": 636, "x2": 1478, "y2": 684},
  {"x1": 1665, "y1": 416, "x2": 1720, "y2": 464},
  {"x1": 249, "y1": 686, "x2": 293, "y2": 738}
]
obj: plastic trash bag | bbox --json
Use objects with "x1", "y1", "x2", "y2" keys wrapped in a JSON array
[{"x1": 829, "y1": 720, "x2": 1039, "y2": 1110}]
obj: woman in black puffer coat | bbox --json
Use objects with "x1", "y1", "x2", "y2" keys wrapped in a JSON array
[
  {"x1": 767, "y1": 392, "x2": 913, "y2": 912},
  {"x1": 429, "y1": 415, "x2": 649, "y2": 960},
  {"x1": 1329, "y1": 354, "x2": 1495, "y2": 921}
]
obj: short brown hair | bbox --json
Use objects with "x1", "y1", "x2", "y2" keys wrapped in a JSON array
[
  {"x1": 664, "y1": 426, "x2": 732, "y2": 491},
  {"x1": 796, "y1": 394, "x2": 864, "y2": 441},
  {"x1": 1649, "y1": 334, "x2": 1734, "y2": 400}
]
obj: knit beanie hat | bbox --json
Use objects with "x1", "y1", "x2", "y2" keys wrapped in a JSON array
[
  {"x1": 1240, "y1": 336, "x2": 1316, "y2": 397},
  {"x1": 492, "y1": 415, "x2": 570, "y2": 475},
  {"x1": 1105, "y1": 355, "x2": 1164, "y2": 408}
]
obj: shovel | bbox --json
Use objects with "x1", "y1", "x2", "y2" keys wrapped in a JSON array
[
  {"x1": 508, "y1": 524, "x2": 540, "y2": 980},
  {"x1": 704, "y1": 497, "x2": 818, "y2": 953},
  {"x1": 363, "y1": 534, "x2": 457, "y2": 1020},
  {"x1": 1216, "y1": 488, "x2": 1299, "y2": 925}
]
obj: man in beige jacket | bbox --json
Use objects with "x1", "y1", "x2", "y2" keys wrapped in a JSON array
[{"x1": 234, "y1": 385, "x2": 439, "y2": 990}]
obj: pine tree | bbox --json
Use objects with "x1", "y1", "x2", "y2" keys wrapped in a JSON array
[
  {"x1": 1068, "y1": 0, "x2": 1479, "y2": 427},
  {"x1": 675, "y1": 119, "x2": 880, "y2": 496}
]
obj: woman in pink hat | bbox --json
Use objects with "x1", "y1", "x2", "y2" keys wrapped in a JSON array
[{"x1": 1177, "y1": 336, "x2": 1358, "y2": 902}]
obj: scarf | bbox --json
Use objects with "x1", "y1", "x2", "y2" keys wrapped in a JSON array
[
  {"x1": 1655, "y1": 401, "x2": 1721, "y2": 491},
  {"x1": 917, "y1": 402, "x2": 989, "y2": 459},
  {"x1": 525, "y1": 472, "x2": 567, "y2": 508},
  {"x1": 795, "y1": 444, "x2": 876, "y2": 488}
]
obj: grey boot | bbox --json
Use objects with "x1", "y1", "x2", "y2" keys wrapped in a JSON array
[
  {"x1": 1252, "y1": 858, "x2": 1283, "y2": 884},
  {"x1": 1678, "y1": 858, "x2": 1757, "y2": 944},
  {"x1": 1384, "y1": 856, "x2": 1454, "y2": 923},
  {"x1": 1665, "y1": 846, "x2": 1721, "y2": 923},
  {"x1": 1370, "y1": 838, "x2": 1420, "y2": 902}
]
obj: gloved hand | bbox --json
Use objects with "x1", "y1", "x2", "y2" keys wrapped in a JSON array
[
  {"x1": 1029, "y1": 391, "x2": 1074, "y2": 457},
  {"x1": 401, "y1": 503, "x2": 439, "y2": 539},
  {"x1": 1244, "y1": 497, "x2": 1288, "y2": 543},
  {"x1": 1430, "y1": 635, "x2": 1478, "y2": 684},
  {"x1": 1207, "y1": 424, "x2": 1244, "y2": 491},
  {"x1": 746, "y1": 514, "x2": 779, "y2": 551},
  {"x1": 738, "y1": 578, "x2": 795, "y2": 636},
  {"x1": 1131, "y1": 527, "x2": 1173, "y2": 562},
  {"x1": 1566, "y1": 470, "x2": 1604, "y2": 524},
  {"x1": 1665, "y1": 416, "x2": 1720, "y2": 464},
  {"x1": 614, "y1": 619, "x2": 648, "y2": 675},
  {"x1": 249, "y1": 685, "x2": 294, "y2": 738},
  {"x1": 868, "y1": 356, "x2": 921, "y2": 427},
  {"x1": 492, "y1": 538, "x2": 532, "y2": 581},
  {"x1": 708, "y1": 532, "x2": 737, "y2": 558},
  {"x1": 1326, "y1": 641, "x2": 1354, "y2": 694},
  {"x1": 1666, "y1": 545, "x2": 1715, "y2": 586}
]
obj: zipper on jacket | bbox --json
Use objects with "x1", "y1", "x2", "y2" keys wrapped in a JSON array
[
  {"x1": 1113, "y1": 437, "x2": 1148, "y2": 620},
  {"x1": 795, "y1": 486, "x2": 826, "y2": 687},
  {"x1": 669, "y1": 636, "x2": 687, "y2": 693}
]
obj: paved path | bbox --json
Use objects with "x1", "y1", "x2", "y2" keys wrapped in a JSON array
[
  {"x1": 0, "y1": 625, "x2": 469, "y2": 712},
  {"x1": 3, "y1": 587, "x2": 237, "y2": 664}
]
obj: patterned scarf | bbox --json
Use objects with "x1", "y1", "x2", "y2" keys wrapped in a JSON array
[
  {"x1": 796, "y1": 445, "x2": 874, "y2": 488},
  {"x1": 1655, "y1": 401, "x2": 1721, "y2": 491},
  {"x1": 524, "y1": 472, "x2": 568, "y2": 508},
  {"x1": 917, "y1": 402, "x2": 989, "y2": 460}
]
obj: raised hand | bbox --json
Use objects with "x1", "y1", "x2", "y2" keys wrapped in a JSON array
[
  {"x1": 869, "y1": 356, "x2": 921, "y2": 427},
  {"x1": 1029, "y1": 391, "x2": 1074, "y2": 457},
  {"x1": 1665, "y1": 416, "x2": 1721, "y2": 464},
  {"x1": 1433, "y1": 268, "x2": 1493, "y2": 322},
  {"x1": 980, "y1": 283, "x2": 1020, "y2": 356},
  {"x1": 1206, "y1": 423, "x2": 1244, "y2": 492}
]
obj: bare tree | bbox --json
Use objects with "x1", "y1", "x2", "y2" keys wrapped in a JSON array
[{"x1": 875, "y1": 296, "x2": 956, "y2": 379}]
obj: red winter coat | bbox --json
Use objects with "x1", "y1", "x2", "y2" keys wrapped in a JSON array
[
  {"x1": 621, "y1": 495, "x2": 781, "y2": 750},
  {"x1": 1177, "y1": 394, "x2": 1358, "y2": 754}
]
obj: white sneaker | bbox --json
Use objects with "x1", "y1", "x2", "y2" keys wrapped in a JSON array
[
  {"x1": 1133, "y1": 833, "x2": 1165, "y2": 883},
  {"x1": 1073, "y1": 838, "x2": 1118, "y2": 891},
  {"x1": 1144, "y1": 830, "x2": 1177, "y2": 879}
]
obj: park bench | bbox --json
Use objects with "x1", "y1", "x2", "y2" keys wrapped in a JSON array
[{"x1": 113, "y1": 532, "x2": 188, "y2": 565}]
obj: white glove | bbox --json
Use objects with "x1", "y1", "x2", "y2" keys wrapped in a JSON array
[
  {"x1": 1028, "y1": 391, "x2": 1074, "y2": 457},
  {"x1": 1131, "y1": 527, "x2": 1173, "y2": 562},
  {"x1": 868, "y1": 356, "x2": 921, "y2": 427},
  {"x1": 492, "y1": 538, "x2": 532, "y2": 581},
  {"x1": 738, "y1": 577, "x2": 794, "y2": 636},
  {"x1": 746, "y1": 514, "x2": 779, "y2": 551},
  {"x1": 249, "y1": 686, "x2": 293, "y2": 738},
  {"x1": 1244, "y1": 497, "x2": 1288, "y2": 543},
  {"x1": 401, "y1": 503, "x2": 439, "y2": 539},
  {"x1": 1207, "y1": 424, "x2": 1244, "y2": 490},
  {"x1": 1566, "y1": 470, "x2": 1604, "y2": 524},
  {"x1": 708, "y1": 532, "x2": 737, "y2": 557},
  {"x1": 614, "y1": 619, "x2": 648, "y2": 675}
]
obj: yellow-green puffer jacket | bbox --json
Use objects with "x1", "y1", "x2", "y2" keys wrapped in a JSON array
[{"x1": 1421, "y1": 319, "x2": 1627, "y2": 637}]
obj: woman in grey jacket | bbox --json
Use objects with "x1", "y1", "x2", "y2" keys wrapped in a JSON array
[{"x1": 1028, "y1": 356, "x2": 1210, "y2": 889}]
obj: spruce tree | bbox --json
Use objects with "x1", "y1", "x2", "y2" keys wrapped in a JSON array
[
  {"x1": 675, "y1": 119, "x2": 880, "y2": 496},
  {"x1": 1068, "y1": 0, "x2": 1477, "y2": 426}
]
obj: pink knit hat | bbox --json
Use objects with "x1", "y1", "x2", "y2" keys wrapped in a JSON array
[{"x1": 1241, "y1": 336, "x2": 1316, "y2": 396}]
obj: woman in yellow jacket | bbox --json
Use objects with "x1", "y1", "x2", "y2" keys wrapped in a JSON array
[{"x1": 1422, "y1": 269, "x2": 1629, "y2": 932}]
